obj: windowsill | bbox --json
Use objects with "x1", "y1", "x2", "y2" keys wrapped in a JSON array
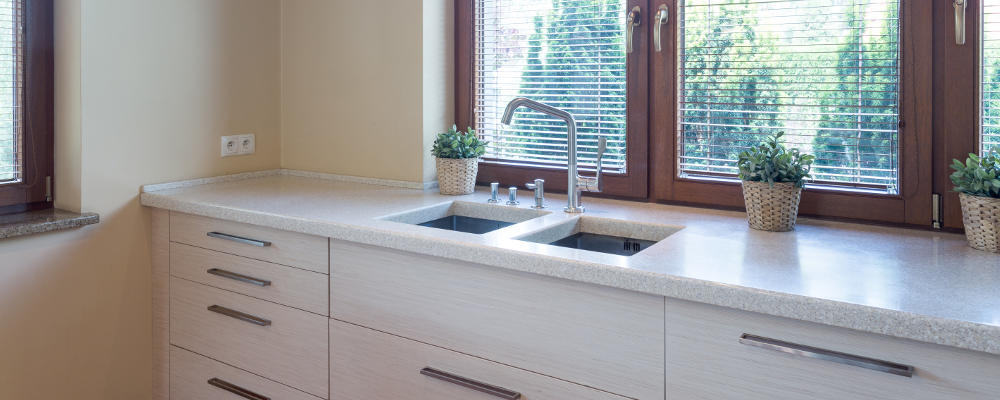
[{"x1": 0, "y1": 208, "x2": 99, "y2": 240}]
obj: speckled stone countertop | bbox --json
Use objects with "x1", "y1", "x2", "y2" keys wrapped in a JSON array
[
  {"x1": 0, "y1": 208, "x2": 98, "y2": 239},
  {"x1": 141, "y1": 170, "x2": 1000, "y2": 355}
]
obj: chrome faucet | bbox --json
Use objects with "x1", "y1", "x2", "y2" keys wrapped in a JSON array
[{"x1": 501, "y1": 97, "x2": 607, "y2": 213}]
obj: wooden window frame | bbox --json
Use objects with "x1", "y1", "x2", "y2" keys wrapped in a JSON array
[
  {"x1": 0, "y1": 0, "x2": 52, "y2": 216},
  {"x1": 457, "y1": 1, "x2": 968, "y2": 229}
]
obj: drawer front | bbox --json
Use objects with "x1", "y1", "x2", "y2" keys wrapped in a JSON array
[
  {"x1": 171, "y1": 242, "x2": 328, "y2": 315},
  {"x1": 170, "y1": 345, "x2": 322, "y2": 400},
  {"x1": 329, "y1": 240, "x2": 665, "y2": 400},
  {"x1": 170, "y1": 212, "x2": 328, "y2": 274},
  {"x1": 330, "y1": 319, "x2": 629, "y2": 400},
  {"x1": 170, "y1": 277, "x2": 329, "y2": 398},
  {"x1": 664, "y1": 297, "x2": 1000, "y2": 400}
]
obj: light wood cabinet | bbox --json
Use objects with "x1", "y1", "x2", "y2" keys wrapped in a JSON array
[
  {"x1": 170, "y1": 345, "x2": 322, "y2": 400},
  {"x1": 170, "y1": 276, "x2": 329, "y2": 398},
  {"x1": 329, "y1": 319, "x2": 631, "y2": 400},
  {"x1": 329, "y1": 239, "x2": 666, "y2": 400},
  {"x1": 170, "y1": 211, "x2": 328, "y2": 274},
  {"x1": 663, "y1": 297, "x2": 1000, "y2": 399}
]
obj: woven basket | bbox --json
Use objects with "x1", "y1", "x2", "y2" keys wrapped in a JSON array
[
  {"x1": 436, "y1": 157, "x2": 479, "y2": 195},
  {"x1": 742, "y1": 180, "x2": 803, "y2": 232},
  {"x1": 959, "y1": 193, "x2": 1000, "y2": 253}
]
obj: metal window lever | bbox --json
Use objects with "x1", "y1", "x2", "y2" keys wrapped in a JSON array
[
  {"x1": 654, "y1": 5, "x2": 668, "y2": 52},
  {"x1": 525, "y1": 179, "x2": 546, "y2": 209},
  {"x1": 956, "y1": 0, "x2": 967, "y2": 45},
  {"x1": 626, "y1": 6, "x2": 641, "y2": 53}
]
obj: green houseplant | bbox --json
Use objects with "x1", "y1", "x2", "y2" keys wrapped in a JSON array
[
  {"x1": 431, "y1": 125, "x2": 488, "y2": 195},
  {"x1": 950, "y1": 148, "x2": 1000, "y2": 252},
  {"x1": 736, "y1": 132, "x2": 815, "y2": 232}
]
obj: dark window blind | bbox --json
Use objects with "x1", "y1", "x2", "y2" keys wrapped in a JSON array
[
  {"x1": 475, "y1": 0, "x2": 628, "y2": 172},
  {"x1": 677, "y1": 0, "x2": 900, "y2": 192}
]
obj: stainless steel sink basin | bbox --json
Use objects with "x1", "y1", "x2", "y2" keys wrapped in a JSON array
[
  {"x1": 515, "y1": 216, "x2": 683, "y2": 257},
  {"x1": 378, "y1": 201, "x2": 550, "y2": 235}
]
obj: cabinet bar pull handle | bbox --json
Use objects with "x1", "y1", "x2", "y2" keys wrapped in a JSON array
[
  {"x1": 420, "y1": 367, "x2": 521, "y2": 400},
  {"x1": 207, "y1": 378, "x2": 270, "y2": 400},
  {"x1": 208, "y1": 305, "x2": 271, "y2": 326},
  {"x1": 739, "y1": 334, "x2": 914, "y2": 377},
  {"x1": 207, "y1": 232, "x2": 271, "y2": 247},
  {"x1": 207, "y1": 268, "x2": 271, "y2": 286}
]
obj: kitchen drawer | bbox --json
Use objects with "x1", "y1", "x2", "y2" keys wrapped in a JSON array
[
  {"x1": 170, "y1": 211, "x2": 328, "y2": 274},
  {"x1": 170, "y1": 345, "x2": 322, "y2": 400},
  {"x1": 664, "y1": 297, "x2": 1000, "y2": 399},
  {"x1": 171, "y1": 242, "x2": 328, "y2": 315},
  {"x1": 170, "y1": 277, "x2": 329, "y2": 398},
  {"x1": 329, "y1": 319, "x2": 630, "y2": 400},
  {"x1": 329, "y1": 240, "x2": 665, "y2": 400}
]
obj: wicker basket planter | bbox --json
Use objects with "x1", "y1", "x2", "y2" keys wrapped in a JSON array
[
  {"x1": 959, "y1": 193, "x2": 1000, "y2": 253},
  {"x1": 742, "y1": 180, "x2": 803, "y2": 232},
  {"x1": 436, "y1": 157, "x2": 479, "y2": 195}
]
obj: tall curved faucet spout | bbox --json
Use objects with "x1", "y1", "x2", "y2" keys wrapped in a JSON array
[{"x1": 500, "y1": 97, "x2": 605, "y2": 213}]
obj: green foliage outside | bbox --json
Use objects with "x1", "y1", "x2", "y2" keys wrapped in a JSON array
[
  {"x1": 0, "y1": 2, "x2": 18, "y2": 182},
  {"x1": 950, "y1": 148, "x2": 1000, "y2": 199},
  {"x1": 431, "y1": 125, "x2": 489, "y2": 159},
  {"x1": 678, "y1": 0, "x2": 900, "y2": 190},
  {"x1": 983, "y1": 2, "x2": 1000, "y2": 154},
  {"x1": 737, "y1": 132, "x2": 815, "y2": 189},
  {"x1": 491, "y1": 0, "x2": 626, "y2": 171}
]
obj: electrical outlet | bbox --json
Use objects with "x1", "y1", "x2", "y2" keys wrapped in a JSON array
[
  {"x1": 238, "y1": 134, "x2": 256, "y2": 155},
  {"x1": 221, "y1": 135, "x2": 239, "y2": 157}
]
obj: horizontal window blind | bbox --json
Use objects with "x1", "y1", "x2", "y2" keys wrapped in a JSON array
[
  {"x1": 984, "y1": 0, "x2": 1000, "y2": 154},
  {"x1": 678, "y1": 0, "x2": 900, "y2": 191},
  {"x1": 475, "y1": 0, "x2": 627, "y2": 172},
  {"x1": 0, "y1": 0, "x2": 21, "y2": 184}
]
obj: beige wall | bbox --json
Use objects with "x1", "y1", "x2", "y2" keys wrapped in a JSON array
[
  {"x1": 281, "y1": 0, "x2": 454, "y2": 183},
  {"x1": 0, "y1": 0, "x2": 281, "y2": 398}
]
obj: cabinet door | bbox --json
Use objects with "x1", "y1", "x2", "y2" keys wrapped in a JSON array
[
  {"x1": 170, "y1": 345, "x2": 321, "y2": 400},
  {"x1": 664, "y1": 297, "x2": 1000, "y2": 399},
  {"x1": 329, "y1": 240, "x2": 665, "y2": 400},
  {"x1": 329, "y1": 319, "x2": 630, "y2": 400}
]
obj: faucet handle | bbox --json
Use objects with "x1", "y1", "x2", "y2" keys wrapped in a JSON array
[
  {"x1": 525, "y1": 179, "x2": 546, "y2": 209},
  {"x1": 487, "y1": 182, "x2": 501, "y2": 203},
  {"x1": 592, "y1": 137, "x2": 607, "y2": 193}
]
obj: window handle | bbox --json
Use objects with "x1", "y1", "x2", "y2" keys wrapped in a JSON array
[
  {"x1": 654, "y1": 5, "x2": 669, "y2": 52},
  {"x1": 626, "y1": 6, "x2": 641, "y2": 53},
  {"x1": 955, "y1": 0, "x2": 967, "y2": 44}
]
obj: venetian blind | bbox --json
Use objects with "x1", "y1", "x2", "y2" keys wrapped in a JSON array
[
  {"x1": 0, "y1": 0, "x2": 21, "y2": 184},
  {"x1": 984, "y1": 0, "x2": 1000, "y2": 154},
  {"x1": 678, "y1": 0, "x2": 900, "y2": 192},
  {"x1": 475, "y1": 0, "x2": 628, "y2": 172}
]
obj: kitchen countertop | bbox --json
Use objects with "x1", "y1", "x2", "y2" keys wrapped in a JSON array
[{"x1": 141, "y1": 169, "x2": 1000, "y2": 355}]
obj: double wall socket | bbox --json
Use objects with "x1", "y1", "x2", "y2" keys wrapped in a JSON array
[{"x1": 221, "y1": 134, "x2": 255, "y2": 157}]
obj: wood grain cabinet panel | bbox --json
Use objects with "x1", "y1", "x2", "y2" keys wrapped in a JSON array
[
  {"x1": 170, "y1": 345, "x2": 322, "y2": 400},
  {"x1": 170, "y1": 277, "x2": 329, "y2": 398},
  {"x1": 170, "y1": 242, "x2": 328, "y2": 315},
  {"x1": 664, "y1": 297, "x2": 1000, "y2": 399},
  {"x1": 329, "y1": 240, "x2": 665, "y2": 400},
  {"x1": 329, "y1": 319, "x2": 630, "y2": 400},
  {"x1": 170, "y1": 212, "x2": 328, "y2": 274}
]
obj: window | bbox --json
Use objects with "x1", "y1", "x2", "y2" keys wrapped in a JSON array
[
  {"x1": 0, "y1": 0, "x2": 52, "y2": 215},
  {"x1": 459, "y1": 0, "x2": 648, "y2": 198},
  {"x1": 458, "y1": 0, "x2": 936, "y2": 226},
  {"x1": 676, "y1": 0, "x2": 901, "y2": 193},
  {"x1": 984, "y1": 0, "x2": 1000, "y2": 153}
]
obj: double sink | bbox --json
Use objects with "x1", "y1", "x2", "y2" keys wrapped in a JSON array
[{"x1": 378, "y1": 201, "x2": 682, "y2": 257}]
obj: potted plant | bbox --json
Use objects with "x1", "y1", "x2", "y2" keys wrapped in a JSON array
[
  {"x1": 950, "y1": 148, "x2": 1000, "y2": 253},
  {"x1": 736, "y1": 132, "x2": 815, "y2": 232},
  {"x1": 431, "y1": 125, "x2": 488, "y2": 195}
]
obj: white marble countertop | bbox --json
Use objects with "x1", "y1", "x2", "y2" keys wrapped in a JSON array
[{"x1": 140, "y1": 169, "x2": 1000, "y2": 355}]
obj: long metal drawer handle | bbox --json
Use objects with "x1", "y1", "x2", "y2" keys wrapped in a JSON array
[
  {"x1": 207, "y1": 268, "x2": 272, "y2": 287},
  {"x1": 208, "y1": 305, "x2": 271, "y2": 326},
  {"x1": 207, "y1": 232, "x2": 271, "y2": 247},
  {"x1": 740, "y1": 334, "x2": 914, "y2": 377},
  {"x1": 207, "y1": 378, "x2": 270, "y2": 400},
  {"x1": 420, "y1": 367, "x2": 521, "y2": 400}
]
